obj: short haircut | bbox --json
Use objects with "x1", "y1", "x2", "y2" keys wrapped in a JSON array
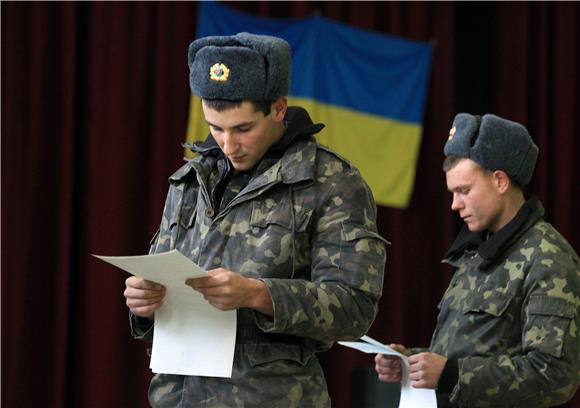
[
  {"x1": 443, "y1": 155, "x2": 524, "y2": 190},
  {"x1": 442, "y1": 155, "x2": 463, "y2": 172}
]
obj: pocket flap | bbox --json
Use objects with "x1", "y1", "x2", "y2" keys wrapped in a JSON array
[
  {"x1": 464, "y1": 292, "x2": 513, "y2": 317},
  {"x1": 340, "y1": 222, "x2": 390, "y2": 245},
  {"x1": 250, "y1": 199, "x2": 313, "y2": 231},
  {"x1": 527, "y1": 295, "x2": 576, "y2": 318},
  {"x1": 246, "y1": 343, "x2": 311, "y2": 367}
]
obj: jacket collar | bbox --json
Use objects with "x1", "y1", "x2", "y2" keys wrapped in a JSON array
[
  {"x1": 183, "y1": 106, "x2": 324, "y2": 158},
  {"x1": 173, "y1": 106, "x2": 324, "y2": 185},
  {"x1": 444, "y1": 195, "x2": 544, "y2": 269}
]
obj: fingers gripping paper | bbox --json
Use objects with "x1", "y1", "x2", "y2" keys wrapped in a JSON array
[
  {"x1": 339, "y1": 335, "x2": 437, "y2": 408},
  {"x1": 93, "y1": 249, "x2": 237, "y2": 378}
]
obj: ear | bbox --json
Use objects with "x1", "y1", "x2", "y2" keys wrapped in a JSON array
[
  {"x1": 492, "y1": 170, "x2": 511, "y2": 194},
  {"x1": 271, "y1": 97, "x2": 287, "y2": 123}
]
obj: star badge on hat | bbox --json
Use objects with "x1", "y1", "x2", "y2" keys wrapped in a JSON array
[
  {"x1": 209, "y1": 63, "x2": 230, "y2": 82},
  {"x1": 448, "y1": 126, "x2": 456, "y2": 140}
]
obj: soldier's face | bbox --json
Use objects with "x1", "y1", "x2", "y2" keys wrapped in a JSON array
[
  {"x1": 445, "y1": 159, "x2": 503, "y2": 232},
  {"x1": 203, "y1": 100, "x2": 285, "y2": 171}
]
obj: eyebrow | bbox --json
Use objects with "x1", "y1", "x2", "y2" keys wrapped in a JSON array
[
  {"x1": 448, "y1": 183, "x2": 470, "y2": 192},
  {"x1": 205, "y1": 120, "x2": 255, "y2": 129}
]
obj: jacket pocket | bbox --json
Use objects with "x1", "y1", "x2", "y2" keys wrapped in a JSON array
[
  {"x1": 337, "y1": 221, "x2": 387, "y2": 290},
  {"x1": 167, "y1": 187, "x2": 197, "y2": 235},
  {"x1": 250, "y1": 198, "x2": 312, "y2": 232},
  {"x1": 463, "y1": 291, "x2": 514, "y2": 317},
  {"x1": 245, "y1": 343, "x2": 313, "y2": 368},
  {"x1": 524, "y1": 295, "x2": 575, "y2": 357},
  {"x1": 248, "y1": 198, "x2": 313, "y2": 278}
]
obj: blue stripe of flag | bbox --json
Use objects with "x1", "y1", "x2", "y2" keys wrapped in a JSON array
[{"x1": 197, "y1": 2, "x2": 432, "y2": 123}]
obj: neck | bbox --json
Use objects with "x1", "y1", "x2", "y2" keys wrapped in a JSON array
[
  {"x1": 272, "y1": 121, "x2": 287, "y2": 142},
  {"x1": 493, "y1": 190, "x2": 526, "y2": 232}
]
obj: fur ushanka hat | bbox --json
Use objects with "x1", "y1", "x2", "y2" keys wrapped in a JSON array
[
  {"x1": 444, "y1": 113, "x2": 538, "y2": 186},
  {"x1": 188, "y1": 32, "x2": 291, "y2": 101}
]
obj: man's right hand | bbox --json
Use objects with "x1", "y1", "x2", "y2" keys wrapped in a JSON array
[
  {"x1": 124, "y1": 276, "x2": 166, "y2": 318},
  {"x1": 374, "y1": 344, "x2": 408, "y2": 383}
]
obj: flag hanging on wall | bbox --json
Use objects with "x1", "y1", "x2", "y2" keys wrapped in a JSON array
[{"x1": 186, "y1": 1, "x2": 433, "y2": 208}]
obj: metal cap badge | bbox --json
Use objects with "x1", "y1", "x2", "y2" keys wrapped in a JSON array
[{"x1": 209, "y1": 63, "x2": 230, "y2": 82}]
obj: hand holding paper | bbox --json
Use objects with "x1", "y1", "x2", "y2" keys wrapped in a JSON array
[
  {"x1": 124, "y1": 276, "x2": 166, "y2": 318},
  {"x1": 93, "y1": 249, "x2": 237, "y2": 378},
  {"x1": 185, "y1": 267, "x2": 274, "y2": 316},
  {"x1": 374, "y1": 343, "x2": 408, "y2": 383},
  {"x1": 338, "y1": 335, "x2": 437, "y2": 408},
  {"x1": 339, "y1": 335, "x2": 410, "y2": 384}
]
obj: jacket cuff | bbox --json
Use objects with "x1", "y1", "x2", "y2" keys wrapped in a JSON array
[
  {"x1": 437, "y1": 358, "x2": 459, "y2": 394},
  {"x1": 251, "y1": 278, "x2": 278, "y2": 331},
  {"x1": 129, "y1": 313, "x2": 154, "y2": 341}
]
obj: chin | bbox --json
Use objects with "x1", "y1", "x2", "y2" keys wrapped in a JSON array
[
  {"x1": 233, "y1": 164, "x2": 251, "y2": 171},
  {"x1": 466, "y1": 223, "x2": 484, "y2": 232},
  {"x1": 230, "y1": 161, "x2": 248, "y2": 170}
]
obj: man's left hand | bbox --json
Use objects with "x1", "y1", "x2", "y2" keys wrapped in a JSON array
[
  {"x1": 186, "y1": 268, "x2": 273, "y2": 315},
  {"x1": 408, "y1": 352, "x2": 447, "y2": 389}
]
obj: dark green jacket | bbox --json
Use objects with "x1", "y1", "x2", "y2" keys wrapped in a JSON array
[
  {"x1": 433, "y1": 197, "x2": 579, "y2": 407},
  {"x1": 131, "y1": 107, "x2": 387, "y2": 407}
]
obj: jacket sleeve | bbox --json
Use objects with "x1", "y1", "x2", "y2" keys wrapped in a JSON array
[
  {"x1": 255, "y1": 162, "x2": 387, "y2": 343},
  {"x1": 449, "y1": 240, "x2": 580, "y2": 406},
  {"x1": 128, "y1": 182, "x2": 182, "y2": 341}
]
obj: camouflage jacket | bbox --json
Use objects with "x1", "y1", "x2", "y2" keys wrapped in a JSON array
[
  {"x1": 131, "y1": 107, "x2": 387, "y2": 407},
  {"x1": 431, "y1": 196, "x2": 579, "y2": 407}
]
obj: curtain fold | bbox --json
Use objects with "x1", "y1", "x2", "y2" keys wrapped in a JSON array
[
  {"x1": 2, "y1": 4, "x2": 79, "y2": 407},
  {"x1": 494, "y1": 2, "x2": 580, "y2": 240}
]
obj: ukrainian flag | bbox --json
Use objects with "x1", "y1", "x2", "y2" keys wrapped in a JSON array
[{"x1": 187, "y1": 2, "x2": 433, "y2": 208}]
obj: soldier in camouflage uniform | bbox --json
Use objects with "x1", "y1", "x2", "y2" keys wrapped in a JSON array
[
  {"x1": 123, "y1": 32, "x2": 387, "y2": 407},
  {"x1": 375, "y1": 113, "x2": 579, "y2": 407}
]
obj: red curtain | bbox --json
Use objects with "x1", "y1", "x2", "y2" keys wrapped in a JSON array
[
  {"x1": 493, "y1": 2, "x2": 580, "y2": 239},
  {"x1": 2, "y1": 2, "x2": 578, "y2": 407}
]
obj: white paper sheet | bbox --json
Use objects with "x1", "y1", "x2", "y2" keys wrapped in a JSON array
[
  {"x1": 94, "y1": 249, "x2": 237, "y2": 378},
  {"x1": 338, "y1": 335, "x2": 437, "y2": 408}
]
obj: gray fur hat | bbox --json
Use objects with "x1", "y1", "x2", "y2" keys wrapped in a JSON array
[
  {"x1": 444, "y1": 113, "x2": 539, "y2": 186},
  {"x1": 188, "y1": 32, "x2": 291, "y2": 101}
]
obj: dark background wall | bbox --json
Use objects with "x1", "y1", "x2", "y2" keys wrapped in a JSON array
[{"x1": 2, "y1": 2, "x2": 579, "y2": 407}]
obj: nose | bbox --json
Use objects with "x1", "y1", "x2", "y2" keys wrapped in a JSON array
[
  {"x1": 450, "y1": 193, "x2": 463, "y2": 211},
  {"x1": 221, "y1": 132, "x2": 239, "y2": 156}
]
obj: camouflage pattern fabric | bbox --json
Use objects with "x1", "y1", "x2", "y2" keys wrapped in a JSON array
[
  {"x1": 432, "y1": 198, "x2": 579, "y2": 407},
  {"x1": 131, "y1": 107, "x2": 387, "y2": 407}
]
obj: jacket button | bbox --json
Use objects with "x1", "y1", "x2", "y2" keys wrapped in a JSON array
[{"x1": 205, "y1": 208, "x2": 215, "y2": 218}]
